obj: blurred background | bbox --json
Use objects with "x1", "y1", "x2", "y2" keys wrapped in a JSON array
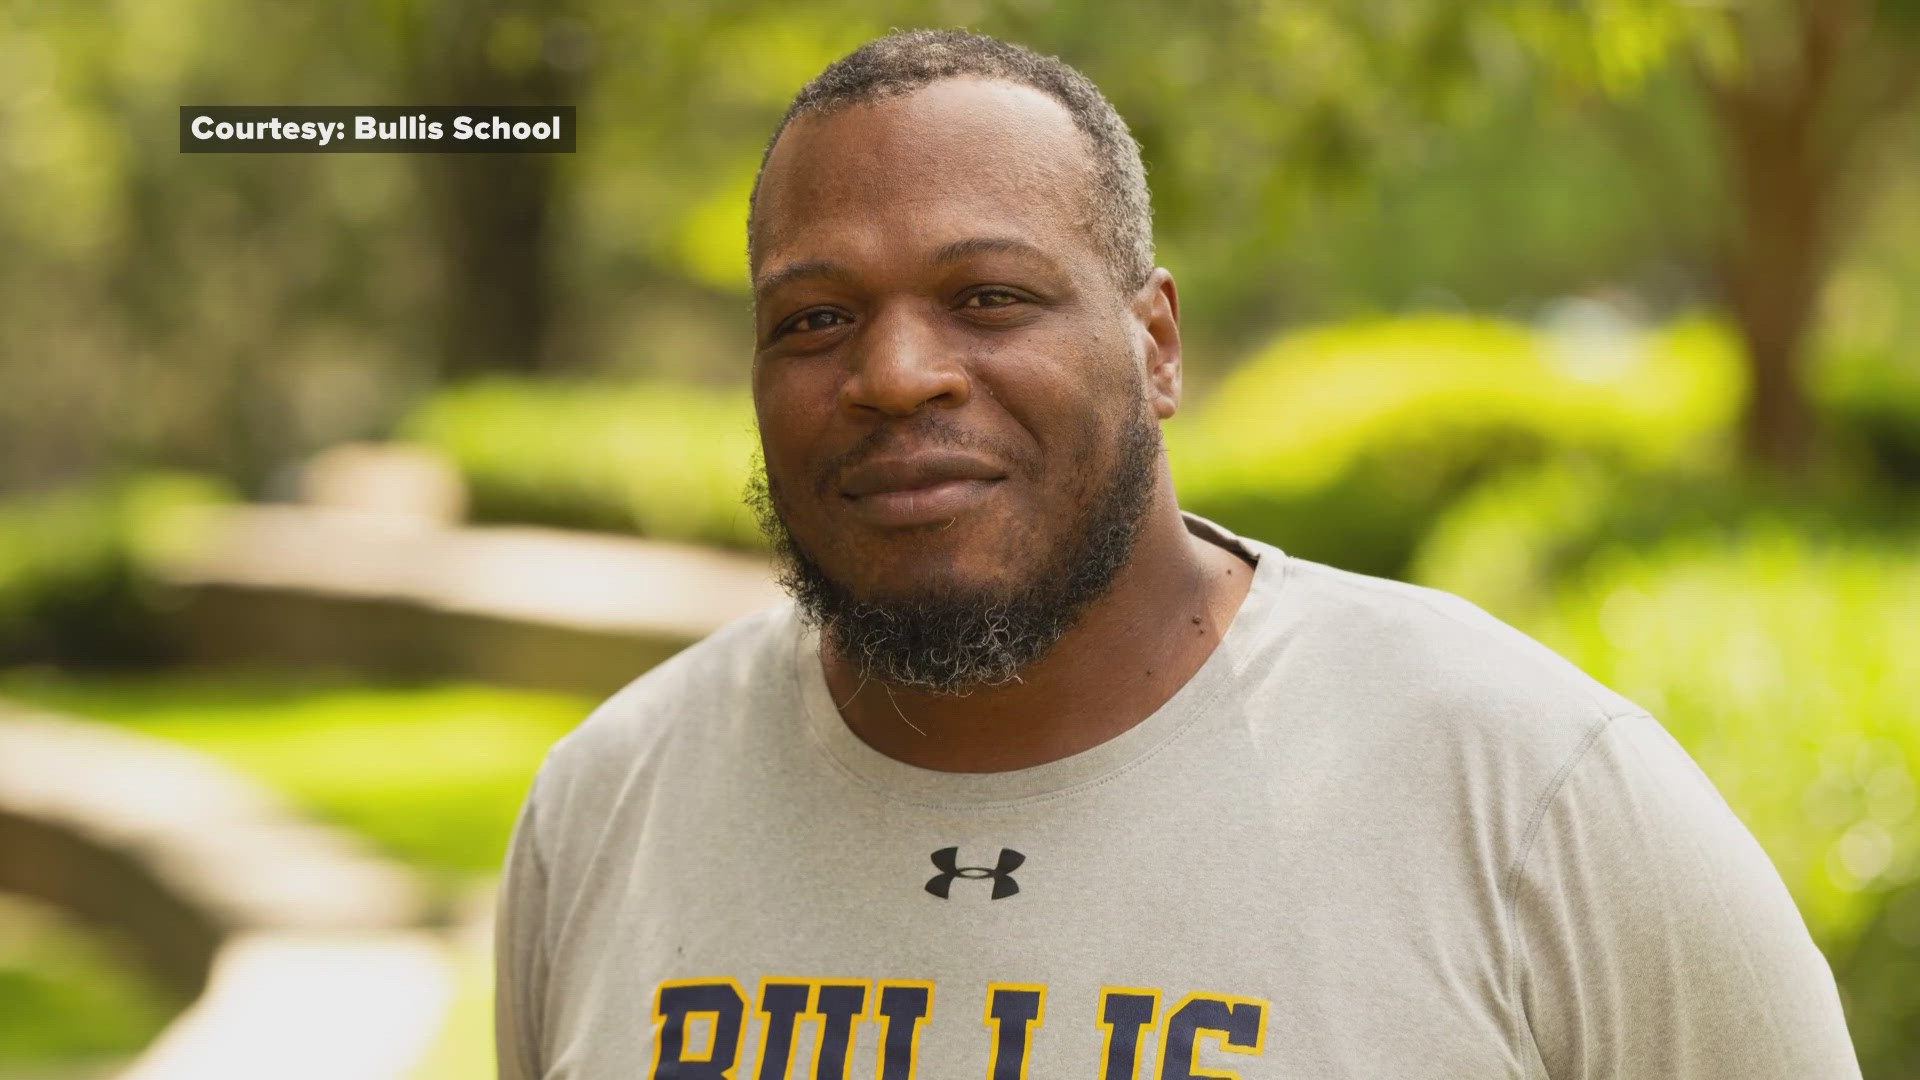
[{"x1": 2, "y1": 0, "x2": 1918, "y2": 1076}]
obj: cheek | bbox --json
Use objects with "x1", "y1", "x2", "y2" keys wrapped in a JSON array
[
  {"x1": 985, "y1": 337, "x2": 1137, "y2": 473},
  {"x1": 754, "y1": 370, "x2": 838, "y2": 488}
]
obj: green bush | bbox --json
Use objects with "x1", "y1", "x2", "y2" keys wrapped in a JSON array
[
  {"x1": 1167, "y1": 314, "x2": 1744, "y2": 577},
  {"x1": 1523, "y1": 526, "x2": 1920, "y2": 1075},
  {"x1": 1813, "y1": 261, "x2": 1920, "y2": 488},
  {"x1": 1409, "y1": 455, "x2": 1920, "y2": 623},
  {"x1": 400, "y1": 379, "x2": 765, "y2": 550},
  {"x1": 0, "y1": 474, "x2": 230, "y2": 667},
  {"x1": 1817, "y1": 339, "x2": 1920, "y2": 487}
]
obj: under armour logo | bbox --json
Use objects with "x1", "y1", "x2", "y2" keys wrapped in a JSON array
[{"x1": 926, "y1": 846, "x2": 1024, "y2": 900}]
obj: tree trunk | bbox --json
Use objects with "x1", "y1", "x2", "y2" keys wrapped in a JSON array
[
  {"x1": 413, "y1": 1, "x2": 582, "y2": 380},
  {"x1": 1717, "y1": 88, "x2": 1827, "y2": 476},
  {"x1": 1704, "y1": 0, "x2": 1870, "y2": 479},
  {"x1": 426, "y1": 150, "x2": 561, "y2": 379}
]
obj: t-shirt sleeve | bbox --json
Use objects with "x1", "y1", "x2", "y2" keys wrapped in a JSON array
[
  {"x1": 495, "y1": 783, "x2": 551, "y2": 1080},
  {"x1": 1510, "y1": 711, "x2": 1861, "y2": 1079}
]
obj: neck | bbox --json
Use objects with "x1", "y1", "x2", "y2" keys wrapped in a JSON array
[{"x1": 818, "y1": 491, "x2": 1254, "y2": 773}]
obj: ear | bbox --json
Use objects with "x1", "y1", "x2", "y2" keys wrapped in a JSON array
[{"x1": 1131, "y1": 268, "x2": 1182, "y2": 419}]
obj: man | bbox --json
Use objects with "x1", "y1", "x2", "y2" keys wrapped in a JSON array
[{"x1": 495, "y1": 30, "x2": 1859, "y2": 1080}]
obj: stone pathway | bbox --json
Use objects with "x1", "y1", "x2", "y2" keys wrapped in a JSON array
[
  {"x1": 154, "y1": 504, "x2": 786, "y2": 694},
  {"x1": 0, "y1": 706, "x2": 447, "y2": 1080},
  {"x1": 159, "y1": 504, "x2": 783, "y2": 640},
  {"x1": 121, "y1": 930, "x2": 452, "y2": 1080}
]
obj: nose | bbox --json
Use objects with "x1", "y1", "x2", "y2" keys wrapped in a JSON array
[{"x1": 839, "y1": 301, "x2": 971, "y2": 418}]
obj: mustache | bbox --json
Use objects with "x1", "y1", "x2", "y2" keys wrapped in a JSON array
[{"x1": 815, "y1": 415, "x2": 1028, "y2": 496}]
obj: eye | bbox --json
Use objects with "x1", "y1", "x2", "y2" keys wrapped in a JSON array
[
  {"x1": 961, "y1": 289, "x2": 1023, "y2": 309},
  {"x1": 775, "y1": 308, "x2": 851, "y2": 338}
]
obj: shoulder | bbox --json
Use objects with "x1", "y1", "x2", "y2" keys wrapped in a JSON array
[
  {"x1": 1514, "y1": 714, "x2": 1857, "y2": 1076},
  {"x1": 1262, "y1": 550, "x2": 1642, "y2": 729},
  {"x1": 1223, "y1": 547, "x2": 1656, "y2": 837}
]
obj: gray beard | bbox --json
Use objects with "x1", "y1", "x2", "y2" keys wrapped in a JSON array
[{"x1": 746, "y1": 407, "x2": 1162, "y2": 696}]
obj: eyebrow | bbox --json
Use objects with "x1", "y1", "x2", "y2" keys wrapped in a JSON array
[
  {"x1": 752, "y1": 236, "x2": 1057, "y2": 301},
  {"x1": 928, "y1": 235, "x2": 1053, "y2": 266},
  {"x1": 752, "y1": 259, "x2": 853, "y2": 301}
]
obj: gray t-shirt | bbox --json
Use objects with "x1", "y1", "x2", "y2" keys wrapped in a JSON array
[{"x1": 495, "y1": 513, "x2": 1859, "y2": 1079}]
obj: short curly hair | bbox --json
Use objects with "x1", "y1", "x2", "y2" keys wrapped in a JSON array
[{"x1": 748, "y1": 29, "x2": 1155, "y2": 293}]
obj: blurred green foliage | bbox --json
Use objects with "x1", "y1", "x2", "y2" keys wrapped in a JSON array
[
  {"x1": 1167, "y1": 312, "x2": 1742, "y2": 577},
  {"x1": 0, "y1": 474, "x2": 231, "y2": 667},
  {"x1": 1412, "y1": 456, "x2": 1920, "y2": 627},
  {"x1": 401, "y1": 378, "x2": 765, "y2": 549},
  {"x1": 1817, "y1": 206, "x2": 1920, "y2": 486}
]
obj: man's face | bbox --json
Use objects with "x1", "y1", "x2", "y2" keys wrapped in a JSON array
[{"x1": 748, "y1": 77, "x2": 1169, "y2": 690}]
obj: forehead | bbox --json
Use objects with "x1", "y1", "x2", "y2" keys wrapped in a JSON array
[{"x1": 752, "y1": 78, "x2": 1098, "y2": 280}]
